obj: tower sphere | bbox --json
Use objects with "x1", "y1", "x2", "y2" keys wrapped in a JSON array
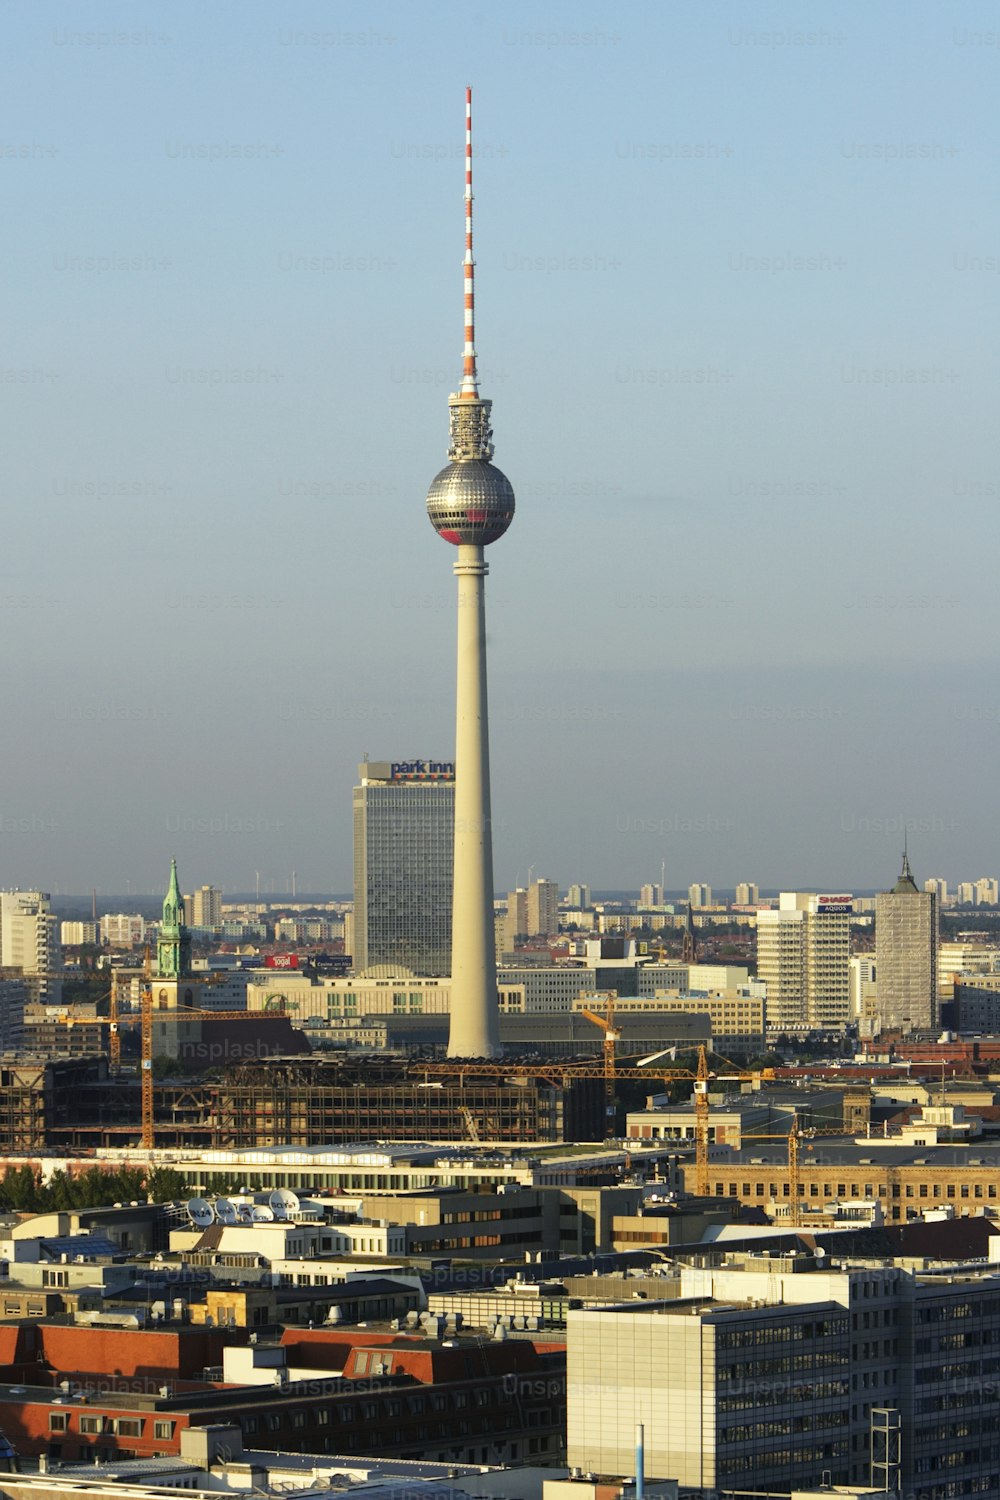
[{"x1": 426, "y1": 459, "x2": 515, "y2": 547}]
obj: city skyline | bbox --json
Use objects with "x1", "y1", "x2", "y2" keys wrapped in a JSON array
[{"x1": 5, "y1": 1, "x2": 999, "y2": 892}]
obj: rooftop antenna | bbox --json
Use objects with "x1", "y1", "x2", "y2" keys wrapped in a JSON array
[{"x1": 460, "y1": 85, "x2": 478, "y2": 400}]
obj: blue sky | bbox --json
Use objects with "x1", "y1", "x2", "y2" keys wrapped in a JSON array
[{"x1": 3, "y1": 0, "x2": 999, "y2": 896}]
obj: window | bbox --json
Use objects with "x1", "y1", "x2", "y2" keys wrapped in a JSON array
[
  {"x1": 79, "y1": 1417, "x2": 103, "y2": 1435},
  {"x1": 154, "y1": 1422, "x2": 174, "y2": 1441},
  {"x1": 116, "y1": 1420, "x2": 142, "y2": 1439},
  {"x1": 49, "y1": 1415, "x2": 68, "y2": 1433}
]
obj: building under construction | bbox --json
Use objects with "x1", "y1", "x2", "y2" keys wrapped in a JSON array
[{"x1": 0, "y1": 1053, "x2": 605, "y2": 1153}]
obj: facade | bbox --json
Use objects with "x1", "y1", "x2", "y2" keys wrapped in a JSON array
[
  {"x1": 352, "y1": 759, "x2": 454, "y2": 976},
  {"x1": 59, "y1": 921, "x2": 98, "y2": 946},
  {"x1": 526, "y1": 878, "x2": 559, "y2": 937},
  {"x1": 735, "y1": 881, "x2": 760, "y2": 905},
  {"x1": 680, "y1": 1141, "x2": 1000, "y2": 1225},
  {"x1": 184, "y1": 885, "x2": 222, "y2": 930},
  {"x1": 688, "y1": 882, "x2": 712, "y2": 907},
  {"x1": 874, "y1": 854, "x2": 938, "y2": 1032},
  {"x1": 569, "y1": 1257, "x2": 1000, "y2": 1499},
  {"x1": 0, "y1": 891, "x2": 61, "y2": 1000},
  {"x1": 567, "y1": 883, "x2": 591, "y2": 908},
  {"x1": 756, "y1": 891, "x2": 852, "y2": 1030},
  {"x1": 99, "y1": 913, "x2": 146, "y2": 947}
]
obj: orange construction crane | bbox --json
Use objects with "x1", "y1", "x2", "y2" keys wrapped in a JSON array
[
  {"x1": 580, "y1": 991, "x2": 621, "y2": 1136},
  {"x1": 109, "y1": 971, "x2": 121, "y2": 1073},
  {"x1": 418, "y1": 1044, "x2": 776, "y2": 1187}
]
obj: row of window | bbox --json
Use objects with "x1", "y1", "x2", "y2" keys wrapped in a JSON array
[{"x1": 49, "y1": 1414, "x2": 174, "y2": 1440}]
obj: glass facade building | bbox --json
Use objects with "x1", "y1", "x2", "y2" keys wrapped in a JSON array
[{"x1": 352, "y1": 759, "x2": 454, "y2": 976}]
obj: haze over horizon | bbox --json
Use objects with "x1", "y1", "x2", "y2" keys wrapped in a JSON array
[{"x1": 4, "y1": 1, "x2": 998, "y2": 896}]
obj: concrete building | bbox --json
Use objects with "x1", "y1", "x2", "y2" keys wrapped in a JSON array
[
  {"x1": 734, "y1": 881, "x2": 759, "y2": 905},
  {"x1": 59, "y1": 921, "x2": 98, "y2": 946},
  {"x1": 874, "y1": 854, "x2": 937, "y2": 1032},
  {"x1": 572, "y1": 1255, "x2": 1000, "y2": 1498},
  {"x1": 567, "y1": 883, "x2": 591, "y2": 908},
  {"x1": 688, "y1": 883, "x2": 712, "y2": 908},
  {"x1": 184, "y1": 885, "x2": 222, "y2": 931},
  {"x1": 924, "y1": 876, "x2": 948, "y2": 903},
  {"x1": 850, "y1": 956, "x2": 877, "y2": 1022},
  {"x1": 99, "y1": 913, "x2": 146, "y2": 947},
  {"x1": 0, "y1": 891, "x2": 61, "y2": 1001},
  {"x1": 756, "y1": 892, "x2": 852, "y2": 1031},
  {"x1": 352, "y1": 758, "x2": 454, "y2": 977},
  {"x1": 526, "y1": 878, "x2": 559, "y2": 937}
]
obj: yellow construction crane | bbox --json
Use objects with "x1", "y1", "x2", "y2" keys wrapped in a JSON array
[
  {"x1": 418, "y1": 1045, "x2": 776, "y2": 1185},
  {"x1": 580, "y1": 991, "x2": 621, "y2": 1136}
]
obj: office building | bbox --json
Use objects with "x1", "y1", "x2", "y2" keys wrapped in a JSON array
[
  {"x1": 425, "y1": 90, "x2": 515, "y2": 1056},
  {"x1": 874, "y1": 853, "x2": 937, "y2": 1032},
  {"x1": 756, "y1": 891, "x2": 852, "y2": 1030},
  {"x1": 352, "y1": 758, "x2": 454, "y2": 976},
  {"x1": 568, "y1": 1256, "x2": 1000, "y2": 1496}
]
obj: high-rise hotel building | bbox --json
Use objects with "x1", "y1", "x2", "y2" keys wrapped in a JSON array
[
  {"x1": 352, "y1": 758, "x2": 454, "y2": 976},
  {"x1": 756, "y1": 891, "x2": 852, "y2": 1030}
]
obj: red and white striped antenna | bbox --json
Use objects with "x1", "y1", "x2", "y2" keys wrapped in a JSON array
[{"x1": 460, "y1": 85, "x2": 479, "y2": 400}]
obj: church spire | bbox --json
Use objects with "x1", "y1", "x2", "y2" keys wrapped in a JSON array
[{"x1": 157, "y1": 858, "x2": 192, "y2": 978}]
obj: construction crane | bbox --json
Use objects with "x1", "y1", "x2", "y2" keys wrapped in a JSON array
[
  {"x1": 138, "y1": 997, "x2": 290, "y2": 1151},
  {"x1": 418, "y1": 1045, "x2": 776, "y2": 1189},
  {"x1": 580, "y1": 991, "x2": 621, "y2": 1136},
  {"x1": 109, "y1": 970, "x2": 121, "y2": 1073}
]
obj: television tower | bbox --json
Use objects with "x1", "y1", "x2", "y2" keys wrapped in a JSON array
[{"x1": 426, "y1": 87, "x2": 515, "y2": 1057}]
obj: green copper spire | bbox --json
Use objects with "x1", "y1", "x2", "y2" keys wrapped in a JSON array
[{"x1": 157, "y1": 858, "x2": 192, "y2": 979}]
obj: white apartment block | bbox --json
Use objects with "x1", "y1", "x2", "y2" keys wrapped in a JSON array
[{"x1": 756, "y1": 892, "x2": 851, "y2": 1030}]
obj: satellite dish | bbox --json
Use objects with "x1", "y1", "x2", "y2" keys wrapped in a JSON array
[
  {"x1": 250, "y1": 1205, "x2": 275, "y2": 1223},
  {"x1": 215, "y1": 1198, "x2": 238, "y2": 1225},
  {"x1": 237, "y1": 1204, "x2": 253, "y2": 1223},
  {"x1": 186, "y1": 1198, "x2": 215, "y2": 1229},
  {"x1": 270, "y1": 1187, "x2": 300, "y2": 1219}
]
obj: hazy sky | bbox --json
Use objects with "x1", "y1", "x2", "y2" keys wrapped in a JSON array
[{"x1": 4, "y1": 0, "x2": 999, "y2": 898}]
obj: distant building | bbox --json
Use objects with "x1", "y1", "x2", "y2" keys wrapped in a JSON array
[
  {"x1": 59, "y1": 920, "x2": 99, "y2": 946},
  {"x1": 734, "y1": 881, "x2": 759, "y2": 905},
  {"x1": 874, "y1": 853, "x2": 938, "y2": 1032},
  {"x1": 527, "y1": 877, "x2": 559, "y2": 937},
  {"x1": 183, "y1": 885, "x2": 222, "y2": 930},
  {"x1": 924, "y1": 876, "x2": 948, "y2": 902},
  {"x1": 99, "y1": 913, "x2": 146, "y2": 947},
  {"x1": 352, "y1": 758, "x2": 454, "y2": 976},
  {"x1": 567, "y1": 883, "x2": 591, "y2": 908},
  {"x1": 755, "y1": 891, "x2": 852, "y2": 1030},
  {"x1": 688, "y1": 882, "x2": 712, "y2": 908}
]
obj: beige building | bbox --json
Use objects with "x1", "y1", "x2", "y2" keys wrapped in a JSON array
[
  {"x1": 527, "y1": 877, "x2": 560, "y2": 937},
  {"x1": 874, "y1": 855, "x2": 937, "y2": 1031},
  {"x1": 756, "y1": 891, "x2": 851, "y2": 1030}
]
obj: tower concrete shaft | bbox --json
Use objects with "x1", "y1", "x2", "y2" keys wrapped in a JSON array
[{"x1": 447, "y1": 543, "x2": 501, "y2": 1056}]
